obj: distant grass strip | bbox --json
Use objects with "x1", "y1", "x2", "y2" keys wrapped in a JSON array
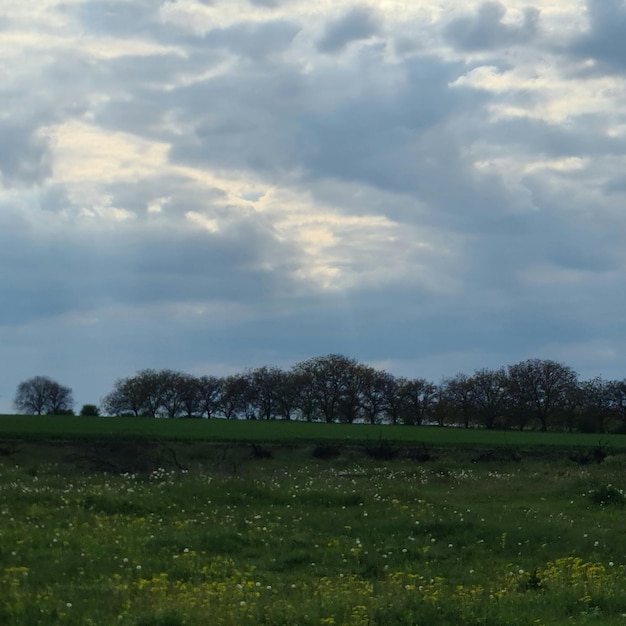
[{"x1": 1, "y1": 415, "x2": 626, "y2": 448}]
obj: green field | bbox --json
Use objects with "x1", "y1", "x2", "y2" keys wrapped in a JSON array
[
  {"x1": 2, "y1": 415, "x2": 626, "y2": 449},
  {"x1": 2, "y1": 421, "x2": 626, "y2": 624}
]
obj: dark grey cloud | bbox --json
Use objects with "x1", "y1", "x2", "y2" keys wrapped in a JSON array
[
  {"x1": 163, "y1": 45, "x2": 490, "y2": 209},
  {"x1": 317, "y1": 6, "x2": 381, "y2": 54},
  {"x1": 470, "y1": 204, "x2": 617, "y2": 286},
  {"x1": 603, "y1": 176, "x2": 626, "y2": 195},
  {"x1": 567, "y1": 0, "x2": 626, "y2": 74},
  {"x1": 297, "y1": 63, "x2": 486, "y2": 198},
  {"x1": 90, "y1": 20, "x2": 301, "y2": 144},
  {"x1": 444, "y1": 2, "x2": 539, "y2": 51},
  {"x1": 0, "y1": 201, "x2": 299, "y2": 327},
  {"x1": 165, "y1": 60, "x2": 306, "y2": 174},
  {"x1": 0, "y1": 123, "x2": 52, "y2": 186}
]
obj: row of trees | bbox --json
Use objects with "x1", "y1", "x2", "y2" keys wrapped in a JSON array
[
  {"x1": 97, "y1": 355, "x2": 626, "y2": 433},
  {"x1": 15, "y1": 355, "x2": 626, "y2": 432}
]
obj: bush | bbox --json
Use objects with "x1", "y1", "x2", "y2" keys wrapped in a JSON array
[{"x1": 80, "y1": 404, "x2": 100, "y2": 417}]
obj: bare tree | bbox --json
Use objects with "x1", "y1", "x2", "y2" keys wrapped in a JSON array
[
  {"x1": 380, "y1": 375, "x2": 407, "y2": 425},
  {"x1": 102, "y1": 369, "x2": 169, "y2": 417},
  {"x1": 102, "y1": 375, "x2": 148, "y2": 417},
  {"x1": 14, "y1": 376, "x2": 73, "y2": 415},
  {"x1": 247, "y1": 366, "x2": 285, "y2": 420},
  {"x1": 293, "y1": 354, "x2": 362, "y2": 423},
  {"x1": 470, "y1": 368, "x2": 509, "y2": 430},
  {"x1": 442, "y1": 373, "x2": 476, "y2": 428},
  {"x1": 401, "y1": 378, "x2": 436, "y2": 426},
  {"x1": 197, "y1": 375, "x2": 222, "y2": 418},
  {"x1": 274, "y1": 371, "x2": 301, "y2": 421},
  {"x1": 139, "y1": 370, "x2": 169, "y2": 418},
  {"x1": 507, "y1": 359, "x2": 578, "y2": 431},
  {"x1": 175, "y1": 374, "x2": 203, "y2": 418},
  {"x1": 336, "y1": 363, "x2": 366, "y2": 424},
  {"x1": 360, "y1": 367, "x2": 391, "y2": 424},
  {"x1": 607, "y1": 379, "x2": 626, "y2": 430},
  {"x1": 576, "y1": 377, "x2": 614, "y2": 433},
  {"x1": 219, "y1": 374, "x2": 251, "y2": 419}
]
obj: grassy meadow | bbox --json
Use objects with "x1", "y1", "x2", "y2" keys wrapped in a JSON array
[{"x1": 1, "y1": 428, "x2": 626, "y2": 625}]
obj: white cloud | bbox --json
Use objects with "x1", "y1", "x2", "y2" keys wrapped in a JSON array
[
  {"x1": 185, "y1": 210, "x2": 220, "y2": 233},
  {"x1": 45, "y1": 121, "x2": 169, "y2": 185}
]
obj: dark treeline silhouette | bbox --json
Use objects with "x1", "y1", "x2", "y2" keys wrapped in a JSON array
[
  {"x1": 96, "y1": 354, "x2": 626, "y2": 434},
  {"x1": 14, "y1": 376, "x2": 74, "y2": 416}
]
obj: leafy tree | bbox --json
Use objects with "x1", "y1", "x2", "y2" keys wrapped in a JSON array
[{"x1": 14, "y1": 376, "x2": 73, "y2": 415}]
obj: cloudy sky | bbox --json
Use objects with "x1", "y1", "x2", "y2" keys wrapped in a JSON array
[{"x1": 2, "y1": 0, "x2": 626, "y2": 412}]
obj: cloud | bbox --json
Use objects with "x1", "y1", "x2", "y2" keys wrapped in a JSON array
[
  {"x1": 204, "y1": 19, "x2": 301, "y2": 59},
  {"x1": 3, "y1": 0, "x2": 626, "y2": 415},
  {"x1": 444, "y1": 2, "x2": 540, "y2": 51},
  {"x1": 249, "y1": 0, "x2": 284, "y2": 7},
  {"x1": 0, "y1": 191, "x2": 300, "y2": 328},
  {"x1": 71, "y1": 0, "x2": 158, "y2": 37},
  {"x1": 566, "y1": 0, "x2": 626, "y2": 74},
  {"x1": 0, "y1": 122, "x2": 52, "y2": 186},
  {"x1": 316, "y1": 6, "x2": 381, "y2": 54}
]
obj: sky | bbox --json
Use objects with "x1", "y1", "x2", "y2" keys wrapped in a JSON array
[{"x1": 2, "y1": 0, "x2": 626, "y2": 413}]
